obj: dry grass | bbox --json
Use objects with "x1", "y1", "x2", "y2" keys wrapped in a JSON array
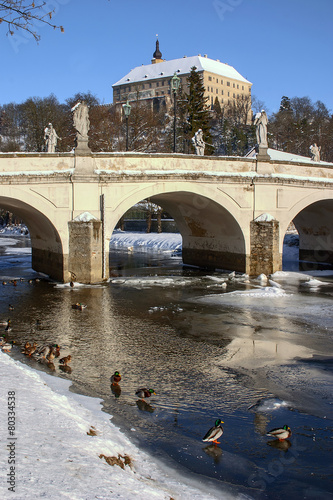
[
  {"x1": 87, "y1": 426, "x2": 98, "y2": 436},
  {"x1": 99, "y1": 453, "x2": 133, "y2": 470}
]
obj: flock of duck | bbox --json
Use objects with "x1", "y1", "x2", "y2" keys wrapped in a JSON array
[
  {"x1": 0, "y1": 301, "x2": 73, "y2": 373},
  {"x1": 110, "y1": 371, "x2": 292, "y2": 445},
  {"x1": 1, "y1": 287, "x2": 291, "y2": 448},
  {"x1": 1, "y1": 332, "x2": 73, "y2": 373}
]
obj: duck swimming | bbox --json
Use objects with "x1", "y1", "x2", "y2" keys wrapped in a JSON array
[
  {"x1": 110, "y1": 371, "x2": 121, "y2": 384},
  {"x1": 135, "y1": 388, "x2": 156, "y2": 400},
  {"x1": 0, "y1": 318, "x2": 11, "y2": 327},
  {"x1": 202, "y1": 419, "x2": 224, "y2": 444},
  {"x1": 266, "y1": 425, "x2": 292, "y2": 441}
]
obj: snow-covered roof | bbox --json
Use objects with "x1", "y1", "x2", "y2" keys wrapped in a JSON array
[
  {"x1": 246, "y1": 147, "x2": 333, "y2": 165},
  {"x1": 112, "y1": 55, "x2": 252, "y2": 87}
]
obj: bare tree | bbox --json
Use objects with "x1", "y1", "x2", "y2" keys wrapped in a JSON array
[{"x1": 0, "y1": 1, "x2": 64, "y2": 41}]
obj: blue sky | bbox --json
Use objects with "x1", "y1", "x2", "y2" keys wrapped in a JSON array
[{"x1": 1, "y1": 0, "x2": 333, "y2": 114}]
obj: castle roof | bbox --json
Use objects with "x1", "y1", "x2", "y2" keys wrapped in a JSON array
[{"x1": 112, "y1": 55, "x2": 252, "y2": 87}]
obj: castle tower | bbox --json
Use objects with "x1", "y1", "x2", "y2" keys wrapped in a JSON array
[{"x1": 151, "y1": 38, "x2": 163, "y2": 64}]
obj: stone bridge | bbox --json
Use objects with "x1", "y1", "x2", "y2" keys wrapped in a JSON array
[{"x1": 0, "y1": 151, "x2": 332, "y2": 283}]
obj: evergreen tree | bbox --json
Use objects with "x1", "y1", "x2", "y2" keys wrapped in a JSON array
[{"x1": 179, "y1": 66, "x2": 212, "y2": 154}]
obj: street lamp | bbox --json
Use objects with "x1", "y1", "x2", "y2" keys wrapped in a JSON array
[
  {"x1": 122, "y1": 100, "x2": 131, "y2": 151},
  {"x1": 170, "y1": 72, "x2": 180, "y2": 153}
]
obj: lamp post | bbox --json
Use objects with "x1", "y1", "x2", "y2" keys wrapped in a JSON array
[
  {"x1": 170, "y1": 72, "x2": 180, "y2": 153},
  {"x1": 122, "y1": 100, "x2": 131, "y2": 151}
]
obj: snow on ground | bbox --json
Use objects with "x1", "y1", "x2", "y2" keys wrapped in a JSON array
[
  {"x1": 110, "y1": 230, "x2": 182, "y2": 253},
  {"x1": 0, "y1": 351, "x2": 230, "y2": 500}
]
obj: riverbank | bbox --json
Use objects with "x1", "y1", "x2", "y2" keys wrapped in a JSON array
[{"x1": 0, "y1": 350, "x2": 233, "y2": 500}]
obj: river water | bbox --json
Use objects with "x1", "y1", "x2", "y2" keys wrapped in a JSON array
[{"x1": 0, "y1": 234, "x2": 332, "y2": 500}]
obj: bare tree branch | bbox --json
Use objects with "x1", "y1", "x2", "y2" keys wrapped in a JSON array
[{"x1": 0, "y1": 1, "x2": 64, "y2": 41}]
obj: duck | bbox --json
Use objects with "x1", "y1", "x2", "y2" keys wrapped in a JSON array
[
  {"x1": 33, "y1": 344, "x2": 49, "y2": 359},
  {"x1": 72, "y1": 303, "x2": 87, "y2": 311},
  {"x1": 2, "y1": 340, "x2": 15, "y2": 352},
  {"x1": 110, "y1": 371, "x2": 121, "y2": 384},
  {"x1": 59, "y1": 355, "x2": 72, "y2": 366},
  {"x1": 202, "y1": 419, "x2": 224, "y2": 445},
  {"x1": 54, "y1": 345, "x2": 61, "y2": 357},
  {"x1": 0, "y1": 318, "x2": 11, "y2": 327},
  {"x1": 135, "y1": 388, "x2": 156, "y2": 400},
  {"x1": 46, "y1": 347, "x2": 55, "y2": 362},
  {"x1": 22, "y1": 341, "x2": 31, "y2": 354},
  {"x1": 0, "y1": 335, "x2": 8, "y2": 346},
  {"x1": 25, "y1": 342, "x2": 38, "y2": 356},
  {"x1": 8, "y1": 304, "x2": 14, "y2": 311},
  {"x1": 266, "y1": 425, "x2": 292, "y2": 441},
  {"x1": 4, "y1": 320, "x2": 12, "y2": 333}
]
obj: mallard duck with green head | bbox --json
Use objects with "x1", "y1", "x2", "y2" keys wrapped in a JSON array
[
  {"x1": 135, "y1": 388, "x2": 156, "y2": 400},
  {"x1": 110, "y1": 371, "x2": 121, "y2": 384},
  {"x1": 202, "y1": 419, "x2": 224, "y2": 444},
  {"x1": 266, "y1": 425, "x2": 291, "y2": 441}
]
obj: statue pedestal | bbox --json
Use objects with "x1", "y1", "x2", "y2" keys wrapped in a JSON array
[
  {"x1": 75, "y1": 137, "x2": 91, "y2": 155},
  {"x1": 256, "y1": 145, "x2": 270, "y2": 161}
]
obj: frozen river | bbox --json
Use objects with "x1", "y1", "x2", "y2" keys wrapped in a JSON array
[{"x1": 0, "y1": 231, "x2": 332, "y2": 499}]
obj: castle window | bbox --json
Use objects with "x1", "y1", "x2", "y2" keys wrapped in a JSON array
[
  {"x1": 228, "y1": 92, "x2": 230, "y2": 97},
  {"x1": 156, "y1": 81, "x2": 159, "y2": 87},
  {"x1": 149, "y1": 83, "x2": 152, "y2": 88},
  {"x1": 227, "y1": 82, "x2": 230, "y2": 86},
  {"x1": 233, "y1": 93, "x2": 236, "y2": 98},
  {"x1": 242, "y1": 86, "x2": 244, "y2": 90},
  {"x1": 221, "y1": 90, "x2": 224, "y2": 95},
  {"x1": 237, "y1": 84, "x2": 239, "y2": 89},
  {"x1": 233, "y1": 83, "x2": 235, "y2": 88},
  {"x1": 208, "y1": 76, "x2": 212, "y2": 81},
  {"x1": 216, "y1": 78, "x2": 219, "y2": 83},
  {"x1": 142, "y1": 84, "x2": 145, "y2": 89},
  {"x1": 216, "y1": 89, "x2": 218, "y2": 94}
]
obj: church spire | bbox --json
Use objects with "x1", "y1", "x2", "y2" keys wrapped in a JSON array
[{"x1": 152, "y1": 36, "x2": 163, "y2": 64}]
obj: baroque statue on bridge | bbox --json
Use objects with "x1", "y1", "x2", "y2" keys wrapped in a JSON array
[
  {"x1": 72, "y1": 101, "x2": 90, "y2": 139},
  {"x1": 310, "y1": 143, "x2": 321, "y2": 162},
  {"x1": 192, "y1": 129, "x2": 205, "y2": 156},
  {"x1": 253, "y1": 110, "x2": 268, "y2": 148},
  {"x1": 44, "y1": 123, "x2": 60, "y2": 153},
  {"x1": 72, "y1": 101, "x2": 91, "y2": 153}
]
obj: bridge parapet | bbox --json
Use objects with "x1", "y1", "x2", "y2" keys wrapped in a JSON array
[{"x1": 1, "y1": 152, "x2": 332, "y2": 184}]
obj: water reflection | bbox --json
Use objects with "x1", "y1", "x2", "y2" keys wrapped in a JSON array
[{"x1": 1, "y1": 238, "x2": 333, "y2": 499}]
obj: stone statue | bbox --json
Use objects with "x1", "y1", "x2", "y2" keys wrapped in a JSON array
[
  {"x1": 310, "y1": 143, "x2": 321, "y2": 162},
  {"x1": 254, "y1": 110, "x2": 268, "y2": 148},
  {"x1": 44, "y1": 123, "x2": 60, "y2": 152},
  {"x1": 72, "y1": 101, "x2": 90, "y2": 152},
  {"x1": 192, "y1": 129, "x2": 205, "y2": 156}
]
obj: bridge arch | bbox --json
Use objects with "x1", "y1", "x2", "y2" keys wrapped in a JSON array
[
  {"x1": 279, "y1": 191, "x2": 333, "y2": 267},
  {"x1": 0, "y1": 193, "x2": 66, "y2": 281},
  {"x1": 105, "y1": 182, "x2": 249, "y2": 272}
]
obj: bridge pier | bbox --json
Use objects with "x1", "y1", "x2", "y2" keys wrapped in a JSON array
[
  {"x1": 68, "y1": 219, "x2": 106, "y2": 283},
  {"x1": 249, "y1": 218, "x2": 282, "y2": 276},
  {"x1": 32, "y1": 248, "x2": 66, "y2": 282}
]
